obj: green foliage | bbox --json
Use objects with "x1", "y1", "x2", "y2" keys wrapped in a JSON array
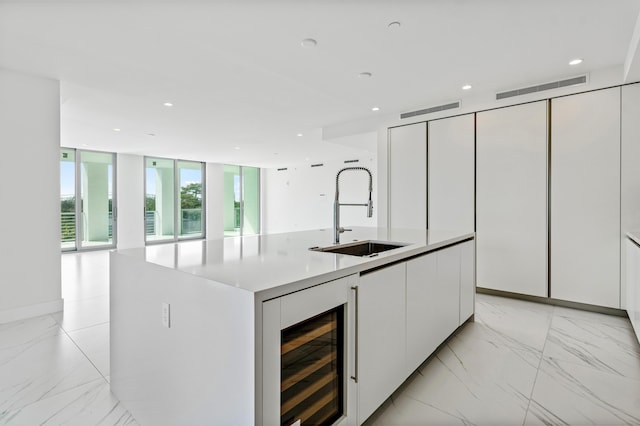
[
  {"x1": 181, "y1": 182, "x2": 202, "y2": 209},
  {"x1": 146, "y1": 195, "x2": 156, "y2": 212}
]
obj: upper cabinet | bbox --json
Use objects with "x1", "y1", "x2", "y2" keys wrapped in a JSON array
[
  {"x1": 476, "y1": 101, "x2": 548, "y2": 297},
  {"x1": 551, "y1": 87, "x2": 621, "y2": 308},
  {"x1": 428, "y1": 114, "x2": 475, "y2": 233},
  {"x1": 388, "y1": 123, "x2": 427, "y2": 229}
]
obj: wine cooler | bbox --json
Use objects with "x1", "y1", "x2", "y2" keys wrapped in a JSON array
[
  {"x1": 281, "y1": 307, "x2": 344, "y2": 426},
  {"x1": 262, "y1": 274, "x2": 355, "y2": 426}
]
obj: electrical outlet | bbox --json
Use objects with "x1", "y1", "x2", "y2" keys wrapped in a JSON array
[{"x1": 162, "y1": 302, "x2": 170, "y2": 328}]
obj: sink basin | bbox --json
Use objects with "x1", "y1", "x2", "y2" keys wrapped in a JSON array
[{"x1": 310, "y1": 240, "x2": 408, "y2": 257}]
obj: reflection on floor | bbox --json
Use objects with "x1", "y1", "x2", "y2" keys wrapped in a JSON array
[{"x1": 1, "y1": 250, "x2": 639, "y2": 425}]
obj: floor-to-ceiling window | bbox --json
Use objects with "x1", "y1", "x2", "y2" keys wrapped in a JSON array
[
  {"x1": 224, "y1": 165, "x2": 260, "y2": 237},
  {"x1": 60, "y1": 148, "x2": 116, "y2": 251},
  {"x1": 145, "y1": 157, "x2": 205, "y2": 243}
]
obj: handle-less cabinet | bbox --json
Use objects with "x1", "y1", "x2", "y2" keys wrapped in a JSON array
[
  {"x1": 406, "y1": 245, "x2": 461, "y2": 375},
  {"x1": 428, "y1": 114, "x2": 475, "y2": 233},
  {"x1": 388, "y1": 123, "x2": 427, "y2": 229},
  {"x1": 476, "y1": 101, "x2": 548, "y2": 297},
  {"x1": 356, "y1": 263, "x2": 407, "y2": 424},
  {"x1": 550, "y1": 88, "x2": 621, "y2": 308},
  {"x1": 621, "y1": 83, "x2": 640, "y2": 309}
]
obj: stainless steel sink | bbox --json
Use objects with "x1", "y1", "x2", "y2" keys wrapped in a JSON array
[{"x1": 310, "y1": 240, "x2": 408, "y2": 257}]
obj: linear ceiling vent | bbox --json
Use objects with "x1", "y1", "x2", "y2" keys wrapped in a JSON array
[
  {"x1": 400, "y1": 101, "x2": 460, "y2": 119},
  {"x1": 344, "y1": 159, "x2": 359, "y2": 164},
  {"x1": 496, "y1": 75, "x2": 587, "y2": 100},
  {"x1": 277, "y1": 167, "x2": 288, "y2": 171},
  {"x1": 311, "y1": 163, "x2": 324, "y2": 168}
]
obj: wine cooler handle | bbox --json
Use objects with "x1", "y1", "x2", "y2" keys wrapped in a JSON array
[{"x1": 350, "y1": 285, "x2": 359, "y2": 383}]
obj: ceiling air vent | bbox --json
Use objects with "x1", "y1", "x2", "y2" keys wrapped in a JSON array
[
  {"x1": 496, "y1": 75, "x2": 587, "y2": 100},
  {"x1": 277, "y1": 167, "x2": 288, "y2": 171},
  {"x1": 344, "y1": 159, "x2": 359, "y2": 164},
  {"x1": 311, "y1": 163, "x2": 324, "y2": 168},
  {"x1": 400, "y1": 101, "x2": 460, "y2": 119}
]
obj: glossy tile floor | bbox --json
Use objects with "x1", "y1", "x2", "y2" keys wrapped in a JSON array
[
  {"x1": 0, "y1": 251, "x2": 136, "y2": 425},
  {"x1": 365, "y1": 292, "x2": 640, "y2": 426},
  {"x1": 2, "y1": 250, "x2": 640, "y2": 425}
]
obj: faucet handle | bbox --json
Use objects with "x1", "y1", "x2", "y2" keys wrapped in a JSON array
[{"x1": 339, "y1": 227, "x2": 352, "y2": 233}]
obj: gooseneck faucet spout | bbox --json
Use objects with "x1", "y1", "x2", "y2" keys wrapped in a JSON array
[{"x1": 334, "y1": 166, "x2": 373, "y2": 244}]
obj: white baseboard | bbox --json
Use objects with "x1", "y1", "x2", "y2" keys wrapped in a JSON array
[{"x1": 0, "y1": 298, "x2": 64, "y2": 324}]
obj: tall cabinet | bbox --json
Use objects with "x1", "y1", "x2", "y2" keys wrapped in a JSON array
[
  {"x1": 428, "y1": 114, "x2": 475, "y2": 233},
  {"x1": 621, "y1": 83, "x2": 640, "y2": 309},
  {"x1": 550, "y1": 87, "x2": 621, "y2": 308},
  {"x1": 388, "y1": 123, "x2": 427, "y2": 229},
  {"x1": 476, "y1": 101, "x2": 548, "y2": 297}
]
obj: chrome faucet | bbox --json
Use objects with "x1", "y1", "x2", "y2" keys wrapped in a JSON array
[{"x1": 334, "y1": 166, "x2": 373, "y2": 244}]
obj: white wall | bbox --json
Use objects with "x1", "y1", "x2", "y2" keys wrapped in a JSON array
[
  {"x1": 206, "y1": 163, "x2": 224, "y2": 240},
  {"x1": 263, "y1": 156, "x2": 377, "y2": 234},
  {"x1": 116, "y1": 154, "x2": 145, "y2": 249},
  {"x1": 0, "y1": 68, "x2": 62, "y2": 323}
]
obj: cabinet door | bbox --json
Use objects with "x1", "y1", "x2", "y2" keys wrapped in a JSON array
[
  {"x1": 389, "y1": 123, "x2": 427, "y2": 229},
  {"x1": 551, "y1": 88, "x2": 621, "y2": 308},
  {"x1": 357, "y1": 263, "x2": 406, "y2": 424},
  {"x1": 406, "y1": 246, "x2": 460, "y2": 375},
  {"x1": 476, "y1": 101, "x2": 548, "y2": 297},
  {"x1": 626, "y1": 239, "x2": 640, "y2": 343},
  {"x1": 621, "y1": 83, "x2": 640, "y2": 309},
  {"x1": 428, "y1": 114, "x2": 475, "y2": 233},
  {"x1": 459, "y1": 240, "x2": 475, "y2": 325}
]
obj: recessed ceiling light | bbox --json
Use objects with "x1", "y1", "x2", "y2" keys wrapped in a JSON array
[
  {"x1": 372, "y1": 107, "x2": 380, "y2": 111},
  {"x1": 569, "y1": 58, "x2": 583, "y2": 66},
  {"x1": 301, "y1": 38, "x2": 317, "y2": 48},
  {"x1": 358, "y1": 72, "x2": 372, "y2": 78},
  {"x1": 163, "y1": 102, "x2": 173, "y2": 107},
  {"x1": 462, "y1": 84, "x2": 472, "y2": 90},
  {"x1": 297, "y1": 133, "x2": 303, "y2": 137},
  {"x1": 234, "y1": 146, "x2": 241, "y2": 150},
  {"x1": 113, "y1": 128, "x2": 121, "y2": 132},
  {"x1": 388, "y1": 21, "x2": 401, "y2": 29}
]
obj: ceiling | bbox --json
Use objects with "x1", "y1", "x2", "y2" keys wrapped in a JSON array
[{"x1": 1, "y1": 0, "x2": 639, "y2": 168}]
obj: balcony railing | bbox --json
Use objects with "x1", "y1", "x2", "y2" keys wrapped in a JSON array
[
  {"x1": 60, "y1": 211, "x2": 113, "y2": 243},
  {"x1": 145, "y1": 208, "x2": 202, "y2": 236}
]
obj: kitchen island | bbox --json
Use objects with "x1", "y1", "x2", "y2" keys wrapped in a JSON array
[{"x1": 110, "y1": 227, "x2": 475, "y2": 426}]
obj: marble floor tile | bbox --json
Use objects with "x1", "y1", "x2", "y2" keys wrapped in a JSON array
[
  {"x1": 475, "y1": 294, "x2": 553, "y2": 352},
  {"x1": 365, "y1": 394, "x2": 472, "y2": 426},
  {"x1": 0, "y1": 315, "x2": 61, "y2": 353},
  {"x1": 4, "y1": 378, "x2": 137, "y2": 426},
  {"x1": 525, "y1": 358, "x2": 640, "y2": 425},
  {"x1": 61, "y1": 251, "x2": 110, "y2": 302},
  {"x1": 397, "y1": 330, "x2": 540, "y2": 425},
  {"x1": 68, "y1": 323, "x2": 110, "y2": 379},
  {"x1": 0, "y1": 330, "x2": 103, "y2": 423},
  {"x1": 543, "y1": 313, "x2": 640, "y2": 380},
  {"x1": 52, "y1": 295, "x2": 109, "y2": 333}
]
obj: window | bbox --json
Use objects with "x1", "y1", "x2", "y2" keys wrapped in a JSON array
[
  {"x1": 60, "y1": 148, "x2": 116, "y2": 251},
  {"x1": 224, "y1": 165, "x2": 260, "y2": 237},
  {"x1": 145, "y1": 157, "x2": 205, "y2": 243}
]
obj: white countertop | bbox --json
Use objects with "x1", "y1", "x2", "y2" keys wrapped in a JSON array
[
  {"x1": 113, "y1": 227, "x2": 474, "y2": 299},
  {"x1": 628, "y1": 231, "x2": 640, "y2": 247}
]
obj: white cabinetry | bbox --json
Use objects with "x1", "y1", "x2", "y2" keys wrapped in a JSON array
[
  {"x1": 476, "y1": 101, "x2": 548, "y2": 297},
  {"x1": 459, "y1": 240, "x2": 475, "y2": 324},
  {"x1": 406, "y1": 245, "x2": 461, "y2": 374},
  {"x1": 551, "y1": 88, "x2": 621, "y2": 308},
  {"x1": 388, "y1": 123, "x2": 427, "y2": 229},
  {"x1": 357, "y1": 263, "x2": 407, "y2": 424},
  {"x1": 626, "y1": 238, "x2": 640, "y2": 343},
  {"x1": 621, "y1": 83, "x2": 640, "y2": 309},
  {"x1": 428, "y1": 114, "x2": 475, "y2": 233}
]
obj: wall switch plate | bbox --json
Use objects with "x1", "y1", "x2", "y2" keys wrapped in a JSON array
[{"x1": 162, "y1": 302, "x2": 170, "y2": 328}]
